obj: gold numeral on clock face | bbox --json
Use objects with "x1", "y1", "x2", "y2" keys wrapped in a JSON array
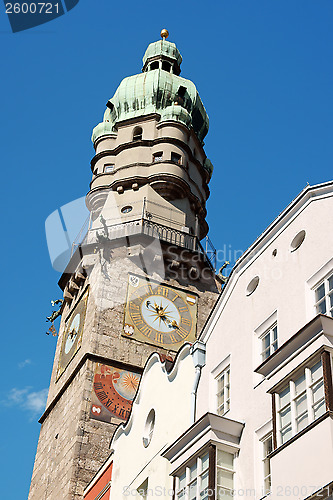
[
  {"x1": 181, "y1": 317, "x2": 191, "y2": 325},
  {"x1": 131, "y1": 312, "x2": 142, "y2": 321},
  {"x1": 155, "y1": 332, "x2": 164, "y2": 343},
  {"x1": 140, "y1": 325, "x2": 152, "y2": 337},
  {"x1": 157, "y1": 286, "x2": 168, "y2": 297},
  {"x1": 178, "y1": 326, "x2": 189, "y2": 339},
  {"x1": 178, "y1": 306, "x2": 188, "y2": 313},
  {"x1": 169, "y1": 334, "x2": 178, "y2": 343}
]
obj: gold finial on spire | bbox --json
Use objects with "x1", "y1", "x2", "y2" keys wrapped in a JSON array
[{"x1": 160, "y1": 29, "x2": 169, "y2": 40}]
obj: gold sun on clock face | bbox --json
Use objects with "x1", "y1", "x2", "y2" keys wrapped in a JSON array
[{"x1": 123, "y1": 275, "x2": 198, "y2": 351}]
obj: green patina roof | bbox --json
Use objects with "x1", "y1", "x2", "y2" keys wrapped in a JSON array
[
  {"x1": 142, "y1": 39, "x2": 182, "y2": 67},
  {"x1": 92, "y1": 39, "x2": 209, "y2": 144}
]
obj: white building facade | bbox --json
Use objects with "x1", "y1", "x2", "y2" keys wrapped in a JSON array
[
  {"x1": 91, "y1": 181, "x2": 333, "y2": 500},
  {"x1": 184, "y1": 181, "x2": 333, "y2": 500}
]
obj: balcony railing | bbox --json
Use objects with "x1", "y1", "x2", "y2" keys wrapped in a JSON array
[{"x1": 71, "y1": 200, "x2": 216, "y2": 271}]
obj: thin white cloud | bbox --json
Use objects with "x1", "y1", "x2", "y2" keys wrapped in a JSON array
[
  {"x1": 1, "y1": 387, "x2": 48, "y2": 417},
  {"x1": 26, "y1": 389, "x2": 48, "y2": 413},
  {"x1": 18, "y1": 359, "x2": 32, "y2": 369},
  {"x1": 6, "y1": 388, "x2": 30, "y2": 404}
]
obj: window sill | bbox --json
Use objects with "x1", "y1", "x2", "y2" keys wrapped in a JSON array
[
  {"x1": 258, "y1": 492, "x2": 271, "y2": 500},
  {"x1": 218, "y1": 408, "x2": 230, "y2": 418}
]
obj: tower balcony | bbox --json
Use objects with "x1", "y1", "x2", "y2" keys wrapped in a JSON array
[{"x1": 71, "y1": 197, "x2": 216, "y2": 272}]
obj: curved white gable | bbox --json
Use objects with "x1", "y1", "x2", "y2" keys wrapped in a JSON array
[{"x1": 110, "y1": 343, "x2": 197, "y2": 499}]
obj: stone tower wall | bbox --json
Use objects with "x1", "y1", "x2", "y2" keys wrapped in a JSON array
[{"x1": 28, "y1": 239, "x2": 220, "y2": 499}]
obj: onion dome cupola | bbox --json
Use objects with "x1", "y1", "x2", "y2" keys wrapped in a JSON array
[
  {"x1": 92, "y1": 30, "x2": 209, "y2": 145},
  {"x1": 89, "y1": 31, "x2": 214, "y2": 242}
]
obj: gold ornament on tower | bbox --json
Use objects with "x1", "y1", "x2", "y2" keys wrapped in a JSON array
[{"x1": 160, "y1": 29, "x2": 169, "y2": 39}]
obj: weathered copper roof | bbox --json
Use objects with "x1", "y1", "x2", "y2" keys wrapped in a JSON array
[{"x1": 92, "y1": 39, "x2": 209, "y2": 144}]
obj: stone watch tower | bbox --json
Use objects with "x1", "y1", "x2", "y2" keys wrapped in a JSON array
[{"x1": 28, "y1": 31, "x2": 220, "y2": 500}]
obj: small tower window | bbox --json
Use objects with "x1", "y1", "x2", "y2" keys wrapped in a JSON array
[
  {"x1": 162, "y1": 61, "x2": 171, "y2": 72},
  {"x1": 153, "y1": 152, "x2": 163, "y2": 162},
  {"x1": 106, "y1": 101, "x2": 115, "y2": 112},
  {"x1": 133, "y1": 127, "x2": 143, "y2": 141},
  {"x1": 104, "y1": 164, "x2": 115, "y2": 173},
  {"x1": 171, "y1": 152, "x2": 181, "y2": 165},
  {"x1": 121, "y1": 206, "x2": 133, "y2": 214},
  {"x1": 175, "y1": 85, "x2": 186, "y2": 106},
  {"x1": 150, "y1": 61, "x2": 159, "y2": 70}
]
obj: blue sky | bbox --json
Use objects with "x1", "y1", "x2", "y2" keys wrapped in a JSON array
[{"x1": 1, "y1": 0, "x2": 332, "y2": 497}]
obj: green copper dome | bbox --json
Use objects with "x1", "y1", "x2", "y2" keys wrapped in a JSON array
[
  {"x1": 92, "y1": 38, "x2": 209, "y2": 144},
  {"x1": 143, "y1": 39, "x2": 182, "y2": 68}
]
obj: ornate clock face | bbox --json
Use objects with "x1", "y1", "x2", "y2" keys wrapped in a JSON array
[
  {"x1": 57, "y1": 288, "x2": 89, "y2": 379},
  {"x1": 123, "y1": 275, "x2": 197, "y2": 350}
]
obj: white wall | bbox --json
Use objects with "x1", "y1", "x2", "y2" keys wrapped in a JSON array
[
  {"x1": 197, "y1": 184, "x2": 333, "y2": 498},
  {"x1": 110, "y1": 345, "x2": 196, "y2": 499}
]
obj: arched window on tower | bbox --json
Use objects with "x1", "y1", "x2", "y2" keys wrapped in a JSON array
[
  {"x1": 162, "y1": 61, "x2": 171, "y2": 72},
  {"x1": 150, "y1": 61, "x2": 159, "y2": 70},
  {"x1": 133, "y1": 127, "x2": 143, "y2": 141}
]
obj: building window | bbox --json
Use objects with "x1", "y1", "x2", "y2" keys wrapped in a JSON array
[
  {"x1": 246, "y1": 276, "x2": 259, "y2": 296},
  {"x1": 153, "y1": 152, "x2": 163, "y2": 162},
  {"x1": 104, "y1": 164, "x2": 114, "y2": 173},
  {"x1": 175, "y1": 452, "x2": 209, "y2": 500},
  {"x1": 216, "y1": 366, "x2": 230, "y2": 416},
  {"x1": 314, "y1": 274, "x2": 333, "y2": 317},
  {"x1": 290, "y1": 230, "x2": 306, "y2": 251},
  {"x1": 143, "y1": 409, "x2": 155, "y2": 448},
  {"x1": 262, "y1": 434, "x2": 273, "y2": 495},
  {"x1": 175, "y1": 449, "x2": 234, "y2": 500},
  {"x1": 133, "y1": 127, "x2": 143, "y2": 141},
  {"x1": 171, "y1": 152, "x2": 181, "y2": 165},
  {"x1": 162, "y1": 61, "x2": 171, "y2": 72},
  {"x1": 121, "y1": 205, "x2": 133, "y2": 214},
  {"x1": 137, "y1": 478, "x2": 148, "y2": 500},
  {"x1": 216, "y1": 450, "x2": 235, "y2": 499},
  {"x1": 260, "y1": 324, "x2": 278, "y2": 361},
  {"x1": 150, "y1": 61, "x2": 159, "y2": 70},
  {"x1": 175, "y1": 85, "x2": 186, "y2": 106},
  {"x1": 276, "y1": 359, "x2": 325, "y2": 445}
]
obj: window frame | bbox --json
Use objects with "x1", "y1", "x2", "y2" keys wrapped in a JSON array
[
  {"x1": 261, "y1": 433, "x2": 273, "y2": 496},
  {"x1": 260, "y1": 323, "x2": 278, "y2": 362},
  {"x1": 275, "y1": 357, "x2": 326, "y2": 446},
  {"x1": 174, "y1": 446, "x2": 235, "y2": 500},
  {"x1": 132, "y1": 126, "x2": 143, "y2": 141},
  {"x1": 104, "y1": 164, "x2": 115, "y2": 173},
  {"x1": 171, "y1": 152, "x2": 182, "y2": 165},
  {"x1": 175, "y1": 450, "x2": 210, "y2": 500},
  {"x1": 216, "y1": 365, "x2": 230, "y2": 417},
  {"x1": 216, "y1": 448, "x2": 235, "y2": 499},
  {"x1": 314, "y1": 273, "x2": 333, "y2": 317},
  {"x1": 137, "y1": 478, "x2": 148, "y2": 500},
  {"x1": 162, "y1": 61, "x2": 172, "y2": 72},
  {"x1": 253, "y1": 311, "x2": 277, "y2": 384},
  {"x1": 152, "y1": 152, "x2": 163, "y2": 162}
]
